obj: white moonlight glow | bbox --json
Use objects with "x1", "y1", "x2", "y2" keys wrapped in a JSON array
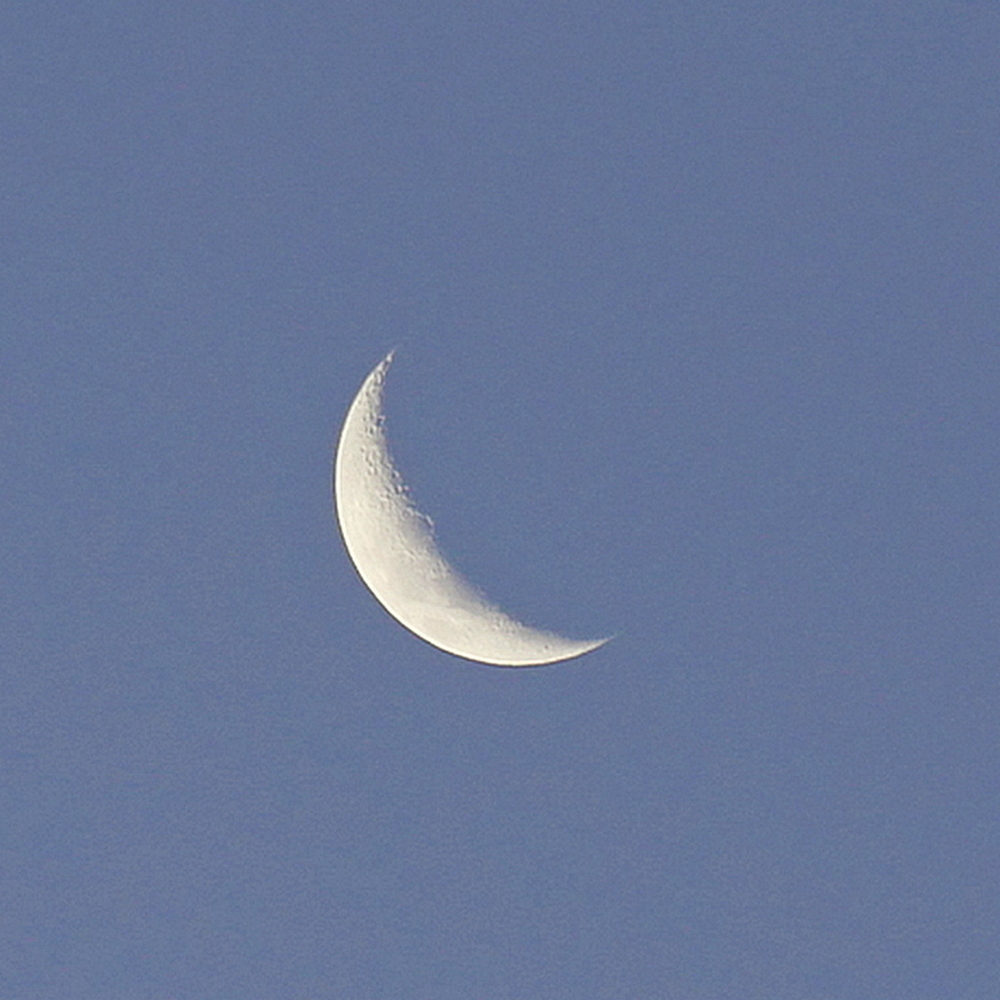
[{"x1": 334, "y1": 353, "x2": 608, "y2": 667}]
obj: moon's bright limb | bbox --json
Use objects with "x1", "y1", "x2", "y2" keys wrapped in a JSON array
[{"x1": 334, "y1": 353, "x2": 608, "y2": 666}]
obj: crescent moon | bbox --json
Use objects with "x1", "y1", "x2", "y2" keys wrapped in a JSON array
[{"x1": 334, "y1": 353, "x2": 608, "y2": 666}]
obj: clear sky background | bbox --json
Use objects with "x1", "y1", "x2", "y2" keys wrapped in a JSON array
[{"x1": 3, "y1": 2, "x2": 998, "y2": 998}]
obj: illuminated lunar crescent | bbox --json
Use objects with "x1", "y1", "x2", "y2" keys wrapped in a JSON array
[{"x1": 334, "y1": 353, "x2": 608, "y2": 666}]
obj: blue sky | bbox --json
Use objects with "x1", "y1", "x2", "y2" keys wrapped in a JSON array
[{"x1": 3, "y1": 2, "x2": 998, "y2": 997}]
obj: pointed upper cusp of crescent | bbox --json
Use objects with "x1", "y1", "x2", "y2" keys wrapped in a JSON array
[{"x1": 334, "y1": 352, "x2": 609, "y2": 667}]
